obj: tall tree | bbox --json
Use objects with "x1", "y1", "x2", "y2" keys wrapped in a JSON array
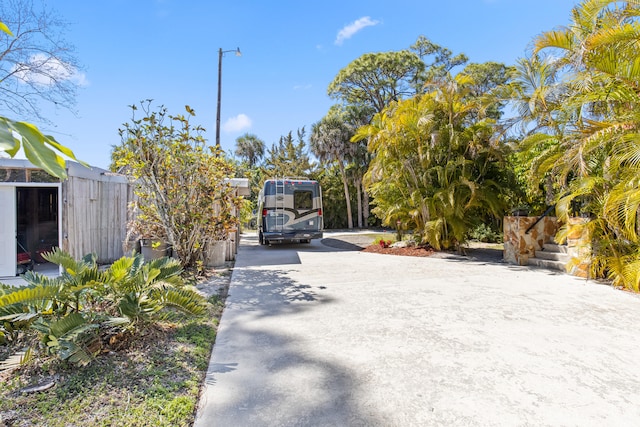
[
  {"x1": 235, "y1": 133, "x2": 265, "y2": 168},
  {"x1": 509, "y1": 55, "x2": 569, "y2": 206},
  {"x1": 312, "y1": 164, "x2": 350, "y2": 229},
  {"x1": 410, "y1": 35, "x2": 468, "y2": 85},
  {"x1": 326, "y1": 37, "x2": 468, "y2": 228},
  {"x1": 0, "y1": 0, "x2": 82, "y2": 122},
  {"x1": 343, "y1": 104, "x2": 373, "y2": 228},
  {"x1": 310, "y1": 109, "x2": 357, "y2": 228},
  {"x1": 460, "y1": 61, "x2": 514, "y2": 120},
  {"x1": 328, "y1": 36, "x2": 468, "y2": 115},
  {"x1": 327, "y1": 50, "x2": 424, "y2": 113},
  {"x1": 263, "y1": 128, "x2": 314, "y2": 178}
]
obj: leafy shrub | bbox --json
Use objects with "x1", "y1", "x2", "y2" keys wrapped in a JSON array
[
  {"x1": 0, "y1": 249, "x2": 208, "y2": 370},
  {"x1": 468, "y1": 223, "x2": 502, "y2": 243},
  {"x1": 112, "y1": 102, "x2": 241, "y2": 268}
]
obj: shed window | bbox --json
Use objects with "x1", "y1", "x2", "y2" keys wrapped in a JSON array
[{"x1": 0, "y1": 168, "x2": 60, "y2": 183}]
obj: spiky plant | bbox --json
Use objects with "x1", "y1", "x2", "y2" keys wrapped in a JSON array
[{"x1": 0, "y1": 249, "x2": 208, "y2": 370}]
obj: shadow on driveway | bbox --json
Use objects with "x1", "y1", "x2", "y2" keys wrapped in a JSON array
[{"x1": 196, "y1": 244, "x2": 385, "y2": 426}]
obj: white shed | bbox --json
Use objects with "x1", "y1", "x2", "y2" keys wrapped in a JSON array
[
  {"x1": 1, "y1": 159, "x2": 250, "y2": 277},
  {"x1": 0, "y1": 159, "x2": 130, "y2": 277}
]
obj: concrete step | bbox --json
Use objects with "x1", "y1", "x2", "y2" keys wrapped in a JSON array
[
  {"x1": 528, "y1": 257, "x2": 567, "y2": 272},
  {"x1": 542, "y1": 243, "x2": 568, "y2": 254},
  {"x1": 535, "y1": 250, "x2": 570, "y2": 262}
]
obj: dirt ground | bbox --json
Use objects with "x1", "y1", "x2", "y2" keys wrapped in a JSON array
[
  {"x1": 361, "y1": 244, "x2": 435, "y2": 257},
  {"x1": 321, "y1": 233, "x2": 503, "y2": 263}
]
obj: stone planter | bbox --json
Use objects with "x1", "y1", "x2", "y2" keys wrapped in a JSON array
[
  {"x1": 205, "y1": 241, "x2": 227, "y2": 267},
  {"x1": 140, "y1": 239, "x2": 169, "y2": 261}
]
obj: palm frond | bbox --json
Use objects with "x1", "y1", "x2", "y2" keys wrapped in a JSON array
[
  {"x1": 0, "y1": 348, "x2": 34, "y2": 372},
  {"x1": 48, "y1": 312, "x2": 97, "y2": 341},
  {"x1": 155, "y1": 287, "x2": 207, "y2": 316},
  {"x1": 31, "y1": 313, "x2": 98, "y2": 365},
  {"x1": 0, "y1": 285, "x2": 59, "y2": 317},
  {"x1": 603, "y1": 178, "x2": 640, "y2": 240},
  {"x1": 611, "y1": 132, "x2": 640, "y2": 169},
  {"x1": 533, "y1": 29, "x2": 574, "y2": 55},
  {"x1": 42, "y1": 247, "x2": 90, "y2": 275}
]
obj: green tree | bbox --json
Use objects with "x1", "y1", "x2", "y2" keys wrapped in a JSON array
[
  {"x1": 234, "y1": 133, "x2": 266, "y2": 216},
  {"x1": 112, "y1": 102, "x2": 241, "y2": 268},
  {"x1": 328, "y1": 50, "x2": 425, "y2": 113},
  {"x1": 310, "y1": 109, "x2": 357, "y2": 228},
  {"x1": 519, "y1": 0, "x2": 640, "y2": 290},
  {"x1": 343, "y1": 104, "x2": 374, "y2": 228},
  {"x1": 328, "y1": 36, "x2": 469, "y2": 115},
  {"x1": 263, "y1": 128, "x2": 314, "y2": 178},
  {"x1": 311, "y1": 165, "x2": 350, "y2": 229},
  {"x1": 235, "y1": 133, "x2": 265, "y2": 168},
  {"x1": 460, "y1": 62, "x2": 514, "y2": 120},
  {"x1": 326, "y1": 37, "x2": 468, "y2": 229},
  {"x1": 410, "y1": 35, "x2": 469, "y2": 85},
  {"x1": 356, "y1": 70, "x2": 514, "y2": 250},
  {"x1": 508, "y1": 55, "x2": 569, "y2": 207}
]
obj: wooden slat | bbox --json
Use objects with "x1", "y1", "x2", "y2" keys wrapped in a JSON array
[{"x1": 63, "y1": 176, "x2": 131, "y2": 263}]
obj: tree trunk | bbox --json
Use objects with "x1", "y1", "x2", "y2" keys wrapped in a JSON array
[
  {"x1": 363, "y1": 183, "x2": 370, "y2": 227},
  {"x1": 355, "y1": 177, "x2": 363, "y2": 228},
  {"x1": 339, "y1": 162, "x2": 353, "y2": 229}
]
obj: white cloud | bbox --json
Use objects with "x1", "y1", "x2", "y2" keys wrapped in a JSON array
[
  {"x1": 223, "y1": 114, "x2": 252, "y2": 132},
  {"x1": 12, "y1": 54, "x2": 88, "y2": 87},
  {"x1": 335, "y1": 16, "x2": 380, "y2": 46}
]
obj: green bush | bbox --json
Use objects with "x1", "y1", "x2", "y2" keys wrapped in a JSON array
[
  {"x1": 0, "y1": 249, "x2": 208, "y2": 370},
  {"x1": 468, "y1": 223, "x2": 502, "y2": 243}
]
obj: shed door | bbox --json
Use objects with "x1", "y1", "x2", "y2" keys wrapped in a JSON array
[{"x1": 0, "y1": 187, "x2": 16, "y2": 277}]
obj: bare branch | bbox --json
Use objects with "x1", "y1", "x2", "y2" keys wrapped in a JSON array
[{"x1": 0, "y1": 0, "x2": 82, "y2": 123}]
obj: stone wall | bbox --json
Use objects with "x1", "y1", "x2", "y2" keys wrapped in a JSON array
[{"x1": 503, "y1": 216, "x2": 559, "y2": 265}]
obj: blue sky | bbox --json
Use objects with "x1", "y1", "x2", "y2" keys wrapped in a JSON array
[{"x1": 9, "y1": 0, "x2": 578, "y2": 169}]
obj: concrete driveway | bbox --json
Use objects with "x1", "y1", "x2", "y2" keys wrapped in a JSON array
[{"x1": 195, "y1": 232, "x2": 640, "y2": 426}]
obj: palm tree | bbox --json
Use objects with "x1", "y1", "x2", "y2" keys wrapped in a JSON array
[
  {"x1": 309, "y1": 110, "x2": 356, "y2": 229},
  {"x1": 356, "y1": 72, "x2": 512, "y2": 250},
  {"x1": 310, "y1": 111, "x2": 357, "y2": 228},
  {"x1": 524, "y1": 0, "x2": 640, "y2": 290},
  {"x1": 235, "y1": 133, "x2": 265, "y2": 168}
]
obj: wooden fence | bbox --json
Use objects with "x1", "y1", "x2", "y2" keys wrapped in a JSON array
[{"x1": 61, "y1": 163, "x2": 130, "y2": 263}]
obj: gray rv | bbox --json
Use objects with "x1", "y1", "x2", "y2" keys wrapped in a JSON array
[{"x1": 257, "y1": 178, "x2": 323, "y2": 245}]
